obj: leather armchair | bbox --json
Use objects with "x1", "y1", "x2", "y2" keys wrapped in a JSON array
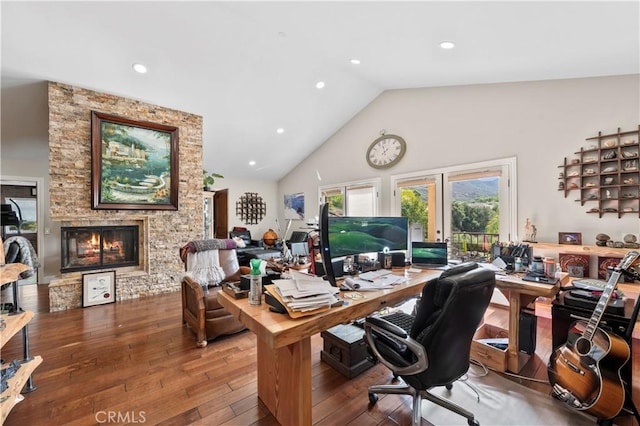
[
  {"x1": 364, "y1": 262, "x2": 496, "y2": 426},
  {"x1": 181, "y1": 275, "x2": 246, "y2": 347},
  {"x1": 180, "y1": 240, "x2": 248, "y2": 347}
]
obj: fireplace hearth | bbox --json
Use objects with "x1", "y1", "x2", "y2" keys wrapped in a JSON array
[{"x1": 61, "y1": 226, "x2": 139, "y2": 273}]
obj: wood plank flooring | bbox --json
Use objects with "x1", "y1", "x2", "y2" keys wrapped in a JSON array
[{"x1": 2, "y1": 284, "x2": 639, "y2": 425}]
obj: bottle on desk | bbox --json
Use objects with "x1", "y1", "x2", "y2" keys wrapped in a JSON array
[
  {"x1": 514, "y1": 257, "x2": 523, "y2": 272},
  {"x1": 249, "y1": 258, "x2": 262, "y2": 306},
  {"x1": 531, "y1": 256, "x2": 544, "y2": 275},
  {"x1": 544, "y1": 257, "x2": 557, "y2": 278}
]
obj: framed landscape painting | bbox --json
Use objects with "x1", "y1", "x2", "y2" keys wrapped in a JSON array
[
  {"x1": 284, "y1": 192, "x2": 305, "y2": 220},
  {"x1": 91, "y1": 111, "x2": 179, "y2": 210}
]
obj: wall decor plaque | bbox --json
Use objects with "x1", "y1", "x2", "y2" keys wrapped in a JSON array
[{"x1": 559, "y1": 253, "x2": 590, "y2": 278}]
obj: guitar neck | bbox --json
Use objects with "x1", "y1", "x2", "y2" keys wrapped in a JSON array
[{"x1": 583, "y1": 271, "x2": 621, "y2": 341}]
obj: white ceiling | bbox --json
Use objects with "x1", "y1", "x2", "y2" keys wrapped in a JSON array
[{"x1": 2, "y1": 1, "x2": 639, "y2": 181}]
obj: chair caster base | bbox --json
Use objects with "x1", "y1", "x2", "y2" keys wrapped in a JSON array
[
  {"x1": 468, "y1": 419, "x2": 479, "y2": 426},
  {"x1": 368, "y1": 392, "x2": 378, "y2": 405}
]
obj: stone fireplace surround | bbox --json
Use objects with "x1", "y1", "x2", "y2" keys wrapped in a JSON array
[
  {"x1": 47, "y1": 82, "x2": 204, "y2": 311},
  {"x1": 49, "y1": 217, "x2": 149, "y2": 311}
]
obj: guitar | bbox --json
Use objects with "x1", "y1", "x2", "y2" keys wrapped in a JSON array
[{"x1": 548, "y1": 250, "x2": 640, "y2": 420}]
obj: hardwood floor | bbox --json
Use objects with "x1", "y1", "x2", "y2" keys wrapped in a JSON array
[{"x1": 3, "y1": 284, "x2": 639, "y2": 425}]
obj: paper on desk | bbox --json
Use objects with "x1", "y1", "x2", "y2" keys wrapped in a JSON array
[
  {"x1": 344, "y1": 274, "x2": 404, "y2": 291},
  {"x1": 358, "y1": 270, "x2": 393, "y2": 281},
  {"x1": 272, "y1": 274, "x2": 338, "y2": 298},
  {"x1": 478, "y1": 262, "x2": 504, "y2": 272},
  {"x1": 272, "y1": 275, "x2": 340, "y2": 311}
]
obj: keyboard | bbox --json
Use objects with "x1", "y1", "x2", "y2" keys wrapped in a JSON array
[{"x1": 379, "y1": 311, "x2": 414, "y2": 333}]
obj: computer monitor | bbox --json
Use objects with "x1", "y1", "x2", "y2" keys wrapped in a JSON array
[
  {"x1": 319, "y1": 203, "x2": 337, "y2": 286},
  {"x1": 410, "y1": 241, "x2": 448, "y2": 268},
  {"x1": 327, "y1": 215, "x2": 408, "y2": 258}
]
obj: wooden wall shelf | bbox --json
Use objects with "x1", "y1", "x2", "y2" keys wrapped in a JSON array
[{"x1": 557, "y1": 126, "x2": 639, "y2": 217}]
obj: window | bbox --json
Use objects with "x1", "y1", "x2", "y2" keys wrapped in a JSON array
[
  {"x1": 392, "y1": 158, "x2": 517, "y2": 260},
  {"x1": 319, "y1": 178, "x2": 380, "y2": 217},
  {"x1": 3, "y1": 197, "x2": 37, "y2": 235}
]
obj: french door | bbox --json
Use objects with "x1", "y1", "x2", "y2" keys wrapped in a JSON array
[{"x1": 392, "y1": 158, "x2": 517, "y2": 250}]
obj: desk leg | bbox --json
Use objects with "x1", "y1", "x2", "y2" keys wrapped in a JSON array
[
  {"x1": 257, "y1": 337, "x2": 312, "y2": 426},
  {"x1": 505, "y1": 292, "x2": 538, "y2": 373}
]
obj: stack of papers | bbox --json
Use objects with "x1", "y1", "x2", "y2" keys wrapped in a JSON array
[
  {"x1": 272, "y1": 271, "x2": 340, "y2": 312},
  {"x1": 343, "y1": 272, "x2": 405, "y2": 291}
]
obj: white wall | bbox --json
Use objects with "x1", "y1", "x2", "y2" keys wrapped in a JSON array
[
  {"x1": 211, "y1": 177, "x2": 279, "y2": 242},
  {"x1": 1, "y1": 78, "x2": 280, "y2": 280},
  {"x1": 278, "y1": 75, "x2": 640, "y2": 244}
]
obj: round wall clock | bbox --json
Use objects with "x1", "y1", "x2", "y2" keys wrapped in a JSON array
[{"x1": 366, "y1": 134, "x2": 407, "y2": 169}]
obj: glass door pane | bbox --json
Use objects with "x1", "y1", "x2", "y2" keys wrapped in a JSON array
[
  {"x1": 397, "y1": 175, "x2": 443, "y2": 242},
  {"x1": 445, "y1": 169, "x2": 502, "y2": 260}
]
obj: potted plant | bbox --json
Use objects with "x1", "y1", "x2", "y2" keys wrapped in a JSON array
[{"x1": 203, "y1": 170, "x2": 223, "y2": 191}]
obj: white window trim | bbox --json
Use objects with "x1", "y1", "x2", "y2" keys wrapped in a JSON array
[
  {"x1": 318, "y1": 177, "x2": 382, "y2": 216},
  {"x1": 390, "y1": 157, "x2": 518, "y2": 240}
]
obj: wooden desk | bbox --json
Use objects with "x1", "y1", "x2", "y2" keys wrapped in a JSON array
[
  {"x1": 218, "y1": 269, "x2": 440, "y2": 426},
  {"x1": 218, "y1": 268, "x2": 568, "y2": 424},
  {"x1": 493, "y1": 272, "x2": 569, "y2": 373}
]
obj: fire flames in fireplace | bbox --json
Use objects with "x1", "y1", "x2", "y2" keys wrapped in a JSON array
[{"x1": 61, "y1": 226, "x2": 138, "y2": 273}]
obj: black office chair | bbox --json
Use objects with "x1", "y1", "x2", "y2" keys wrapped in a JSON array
[{"x1": 364, "y1": 262, "x2": 496, "y2": 426}]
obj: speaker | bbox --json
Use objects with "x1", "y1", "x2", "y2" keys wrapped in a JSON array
[
  {"x1": 332, "y1": 259, "x2": 345, "y2": 278},
  {"x1": 313, "y1": 259, "x2": 345, "y2": 278},
  {"x1": 518, "y1": 309, "x2": 537, "y2": 355},
  {"x1": 391, "y1": 252, "x2": 406, "y2": 267},
  {"x1": 377, "y1": 252, "x2": 392, "y2": 269}
]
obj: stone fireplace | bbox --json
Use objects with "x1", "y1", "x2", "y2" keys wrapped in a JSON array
[
  {"x1": 48, "y1": 81, "x2": 204, "y2": 311},
  {"x1": 60, "y1": 225, "x2": 139, "y2": 273}
]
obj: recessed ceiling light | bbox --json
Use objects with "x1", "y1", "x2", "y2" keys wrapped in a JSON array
[
  {"x1": 350, "y1": 59, "x2": 361, "y2": 65},
  {"x1": 132, "y1": 63, "x2": 148, "y2": 73},
  {"x1": 249, "y1": 160, "x2": 256, "y2": 166},
  {"x1": 439, "y1": 41, "x2": 456, "y2": 50},
  {"x1": 276, "y1": 128, "x2": 285, "y2": 134},
  {"x1": 315, "y1": 81, "x2": 325, "y2": 89}
]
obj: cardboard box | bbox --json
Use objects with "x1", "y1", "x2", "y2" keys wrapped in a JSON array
[{"x1": 470, "y1": 324, "x2": 508, "y2": 371}]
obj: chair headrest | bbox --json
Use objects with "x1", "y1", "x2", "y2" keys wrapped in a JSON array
[{"x1": 440, "y1": 261, "x2": 478, "y2": 279}]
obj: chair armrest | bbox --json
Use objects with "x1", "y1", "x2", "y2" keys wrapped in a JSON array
[
  {"x1": 364, "y1": 317, "x2": 428, "y2": 376},
  {"x1": 366, "y1": 316, "x2": 408, "y2": 338}
]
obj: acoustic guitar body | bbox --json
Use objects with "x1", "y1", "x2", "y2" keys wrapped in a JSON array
[{"x1": 548, "y1": 320, "x2": 630, "y2": 420}]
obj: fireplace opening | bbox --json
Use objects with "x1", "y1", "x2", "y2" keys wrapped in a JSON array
[{"x1": 61, "y1": 226, "x2": 139, "y2": 273}]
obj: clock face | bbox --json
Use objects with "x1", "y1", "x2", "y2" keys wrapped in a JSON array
[{"x1": 366, "y1": 135, "x2": 406, "y2": 169}]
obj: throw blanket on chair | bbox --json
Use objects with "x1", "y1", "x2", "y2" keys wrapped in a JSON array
[
  {"x1": 185, "y1": 251, "x2": 226, "y2": 288},
  {"x1": 3, "y1": 236, "x2": 39, "y2": 279},
  {"x1": 179, "y1": 238, "x2": 237, "y2": 263}
]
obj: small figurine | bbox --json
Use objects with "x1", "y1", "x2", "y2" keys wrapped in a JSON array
[{"x1": 523, "y1": 218, "x2": 535, "y2": 242}]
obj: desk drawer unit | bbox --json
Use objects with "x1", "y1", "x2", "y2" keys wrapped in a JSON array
[{"x1": 320, "y1": 324, "x2": 375, "y2": 378}]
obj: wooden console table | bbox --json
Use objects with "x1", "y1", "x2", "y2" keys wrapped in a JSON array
[{"x1": 493, "y1": 272, "x2": 569, "y2": 373}]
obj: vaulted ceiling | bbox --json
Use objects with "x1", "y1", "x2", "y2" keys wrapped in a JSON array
[{"x1": 2, "y1": 1, "x2": 638, "y2": 181}]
